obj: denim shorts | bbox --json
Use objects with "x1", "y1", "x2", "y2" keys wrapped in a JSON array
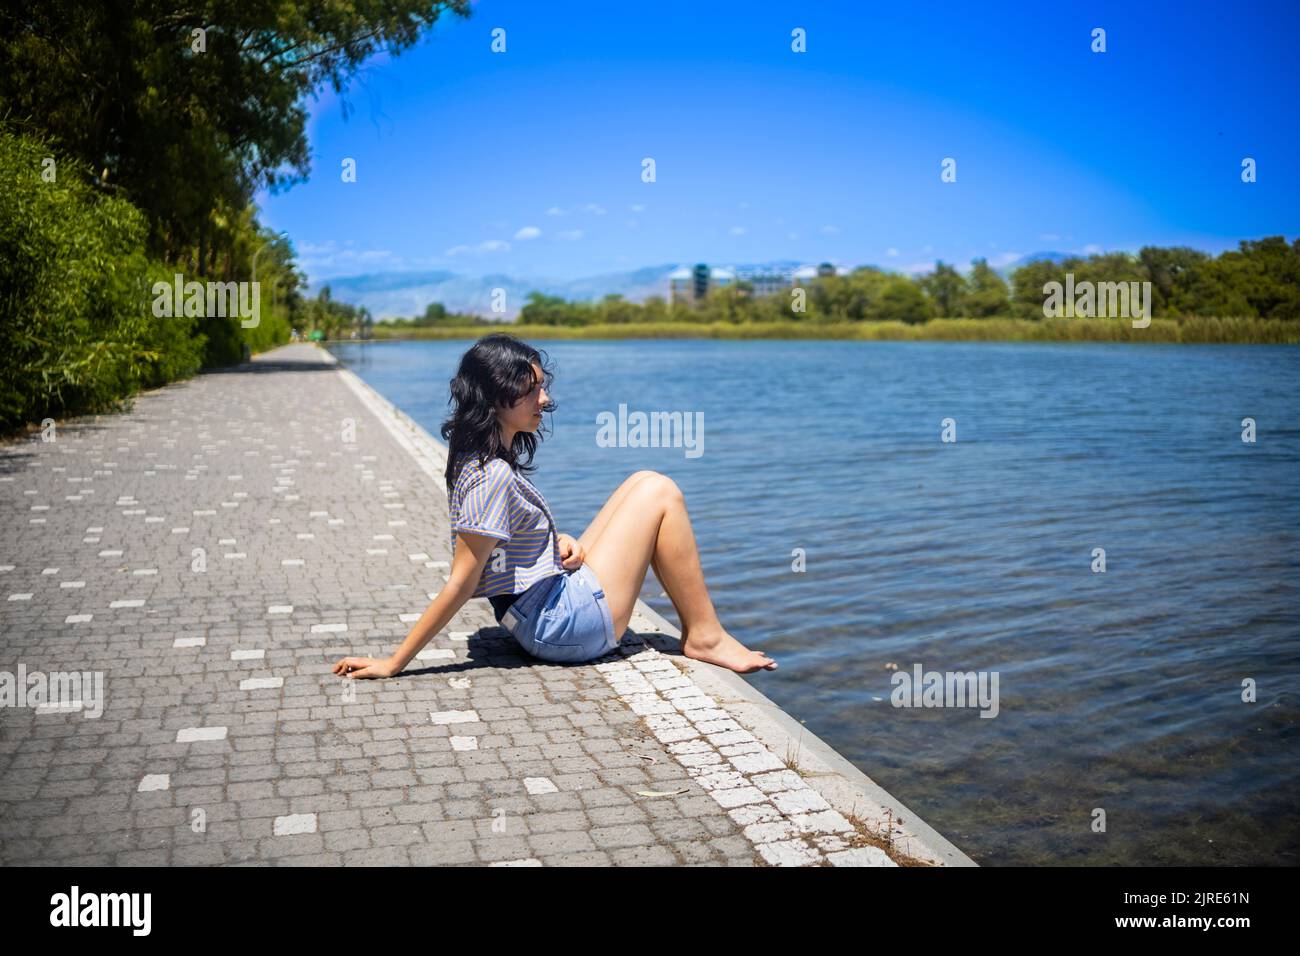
[{"x1": 501, "y1": 564, "x2": 619, "y2": 664}]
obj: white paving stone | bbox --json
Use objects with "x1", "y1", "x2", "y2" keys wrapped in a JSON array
[
  {"x1": 827, "y1": 846, "x2": 898, "y2": 867},
  {"x1": 273, "y1": 813, "x2": 317, "y2": 836},
  {"x1": 727, "y1": 803, "x2": 784, "y2": 827},
  {"x1": 728, "y1": 750, "x2": 787, "y2": 774},
  {"x1": 524, "y1": 776, "x2": 558, "y2": 795},
  {"x1": 743, "y1": 819, "x2": 801, "y2": 844},
  {"x1": 240, "y1": 677, "x2": 284, "y2": 690},
  {"x1": 708, "y1": 785, "x2": 769, "y2": 809},
  {"x1": 667, "y1": 739, "x2": 713, "y2": 755},
  {"x1": 772, "y1": 788, "x2": 834, "y2": 815},
  {"x1": 790, "y1": 809, "x2": 855, "y2": 835},
  {"x1": 757, "y1": 838, "x2": 823, "y2": 867},
  {"x1": 750, "y1": 770, "x2": 805, "y2": 793},
  {"x1": 176, "y1": 726, "x2": 227, "y2": 743}
]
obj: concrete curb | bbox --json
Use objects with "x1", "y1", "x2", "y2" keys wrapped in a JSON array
[{"x1": 316, "y1": 341, "x2": 977, "y2": 867}]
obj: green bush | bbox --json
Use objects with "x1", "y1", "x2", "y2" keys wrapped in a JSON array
[{"x1": 0, "y1": 127, "x2": 204, "y2": 431}]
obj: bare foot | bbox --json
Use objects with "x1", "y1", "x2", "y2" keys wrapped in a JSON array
[{"x1": 681, "y1": 627, "x2": 777, "y2": 673}]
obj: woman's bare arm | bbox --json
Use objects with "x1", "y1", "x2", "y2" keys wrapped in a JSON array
[{"x1": 331, "y1": 531, "x2": 502, "y2": 678}]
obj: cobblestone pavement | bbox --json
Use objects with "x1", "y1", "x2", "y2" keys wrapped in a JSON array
[{"x1": 0, "y1": 344, "x2": 902, "y2": 866}]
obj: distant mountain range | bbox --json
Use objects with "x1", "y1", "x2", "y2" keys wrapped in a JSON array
[
  {"x1": 309, "y1": 253, "x2": 1087, "y2": 319},
  {"x1": 310, "y1": 264, "x2": 681, "y2": 321}
]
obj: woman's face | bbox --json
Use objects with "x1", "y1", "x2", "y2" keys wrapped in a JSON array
[{"x1": 498, "y1": 361, "x2": 548, "y2": 437}]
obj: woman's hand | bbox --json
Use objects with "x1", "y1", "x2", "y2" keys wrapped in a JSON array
[
  {"x1": 332, "y1": 656, "x2": 400, "y2": 680},
  {"x1": 556, "y1": 532, "x2": 585, "y2": 570}
]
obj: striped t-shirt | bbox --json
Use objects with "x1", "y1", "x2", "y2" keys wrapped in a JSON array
[{"x1": 448, "y1": 455, "x2": 564, "y2": 618}]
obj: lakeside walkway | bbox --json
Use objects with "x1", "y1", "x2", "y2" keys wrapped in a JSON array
[{"x1": 0, "y1": 343, "x2": 975, "y2": 867}]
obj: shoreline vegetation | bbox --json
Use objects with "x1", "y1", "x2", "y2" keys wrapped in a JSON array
[
  {"x1": 364, "y1": 315, "x2": 1300, "y2": 345},
  {"x1": 373, "y1": 236, "x2": 1300, "y2": 345}
]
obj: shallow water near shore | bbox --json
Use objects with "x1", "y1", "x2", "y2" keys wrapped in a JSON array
[{"x1": 329, "y1": 337, "x2": 1300, "y2": 866}]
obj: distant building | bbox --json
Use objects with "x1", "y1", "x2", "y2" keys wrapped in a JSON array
[
  {"x1": 792, "y1": 262, "x2": 847, "y2": 286},
  {"x1": 734, "y1": 267, "x2": 793, "y2": 297},
  {"x1": 670, "y1": 261, "x2": 849, "y2": 304},
  {"x1": 669, "y1": 263, "x2": 735, "y2": 305}
]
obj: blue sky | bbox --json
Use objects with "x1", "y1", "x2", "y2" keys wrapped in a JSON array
[{"x1": 255, "y1": 0, "x2": 1300, "y2": 283}]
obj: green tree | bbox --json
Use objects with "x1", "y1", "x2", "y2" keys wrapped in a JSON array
[
  {"x1": 870, "y1": 276, "x2": 931, "y2": 323},
  {"x1": 918, "y1": 261, "x2": 964, "y2": 317},
  {"x1": 961, "y1": 258, "x2": 1011, "y2": 317},
  {"x1": 0, "y1": 128, "x2": 204, "y2": 429},
  {"x1": 519, "y1": 292, "x2": 574, "y2": 325},
  {"x1": 1137, "y1": 245, "x2": 1210, "y2": 315},
  {"x1": 0, "y1": 1, "x2": 474, "y2": 269}
]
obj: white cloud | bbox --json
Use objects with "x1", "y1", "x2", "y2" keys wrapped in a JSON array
[
  {"x1": 514, "y1": 226, "x2": 541, "y2": 240},
  {"x1": 445, "y1": 239, "x2": 511, "y2": 256},
  {"x1": 298, "y1": 240, "x2": 339, "y2": 256},
  {"x1": 625, "y1": 219, "x2": 639, "y2": 229},
  {"x1": 988, "y1": 251, "x2": 1023, "y2": 268},
  {"x1": 296, "y1": 239, "x2": 401, "y2": 275},
  {"x1": 820, "y1": 224, "x2": 840, "y2": 235},
  {"x1": 887, "y1": 247, "x2": 899, "y2": 257},
  {"x1": 582, "y1": 203, "x2": 606, "y2": 215},
  {"x1": 1039, "y1": 233, "x2": 1060, "y2": 242},
  {"x1": 630, "y1": 203, "x2": 646, "y2": 213},
  {"x1": 788, "y1": 232, "x2": 800, "y2": 240},
  {"x1": 555, "y1": 229, "x2": 583, "y2": 241},
  {"x1": 902, "y1": 262, "x2": 934, "y2": 275},
  {"x1": 730, "y1": 226, "x2": 746, "y2": 236},
  {"x1": 1082, "y1": 243, "x2": 1103, "y2": 254}
]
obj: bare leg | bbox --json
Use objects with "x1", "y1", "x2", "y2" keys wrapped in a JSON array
[
  {"x1": 583, "y1": 473, "x2": 777, "y2": 673},
  {"x1": 578, "y1": 471, "x2": 656, "y2": 553},
  {"x1": 579, "y1": 472, "x2": 689, "y2": 627}
]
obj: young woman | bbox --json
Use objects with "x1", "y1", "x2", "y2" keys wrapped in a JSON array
[{"x1": 331, "y1": 334, "x2": 777, "y2": 678}]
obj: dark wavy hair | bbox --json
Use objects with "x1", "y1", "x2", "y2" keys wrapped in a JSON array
[{"x1": 440, "y1": 333, "x2": 557, "y2": 494}]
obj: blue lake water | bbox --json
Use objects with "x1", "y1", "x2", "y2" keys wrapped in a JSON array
[{"x1": 329, "y1": 337, "x2": 1300, "y2": 866}]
